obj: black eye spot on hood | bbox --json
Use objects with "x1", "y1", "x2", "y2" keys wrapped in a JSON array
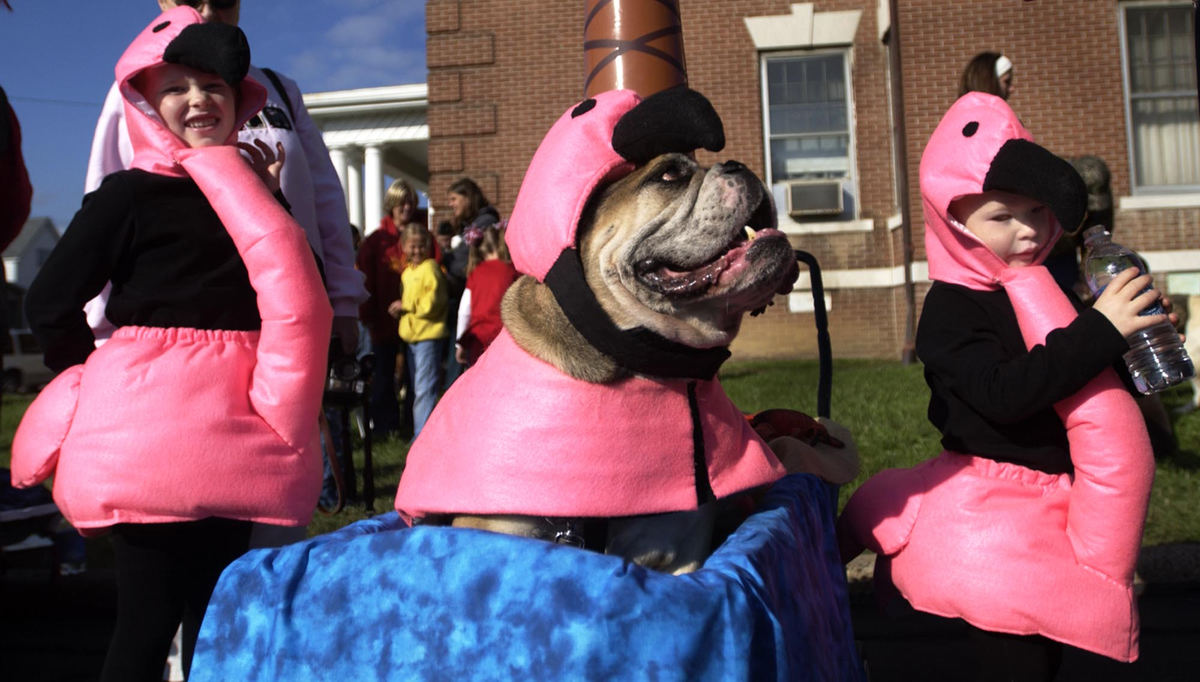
[
  {"x1": 152, "y1": 21, "x2": 170, "y2": 33},
  {"x1": 572, "y1": 99, "x2": 597, "y2": 118},
  {"x1": 963, "y1": 121, "x2": 979, "y2": 137}
]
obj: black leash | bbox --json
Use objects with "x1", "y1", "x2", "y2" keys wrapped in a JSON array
[{"x1": 795, "y1": 250, "x2": 832, "y2": 419}]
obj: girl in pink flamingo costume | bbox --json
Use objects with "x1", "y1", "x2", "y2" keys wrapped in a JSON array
[{"x1": 9, "y1": 7, "x2": 330, "y2": 678}]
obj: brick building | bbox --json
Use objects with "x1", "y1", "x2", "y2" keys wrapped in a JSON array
[{"x1": 424, "y1": 0, "x2": 1200, "y2": 360}]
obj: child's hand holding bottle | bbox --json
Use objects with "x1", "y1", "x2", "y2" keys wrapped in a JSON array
[{"x1": 1091, "y1": 267, "x2": 1170, "y2": 338}]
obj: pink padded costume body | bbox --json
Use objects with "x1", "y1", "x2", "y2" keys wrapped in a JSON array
[
  {"x1": 395, "y1": 330, "x2": 783, "y2": 519},
  {"x1": 9, "y1": 7, "x2": 332, "y2": 533},
  {"x1": 837, "y1": 93, "x2": 1153, "y2": 661}
]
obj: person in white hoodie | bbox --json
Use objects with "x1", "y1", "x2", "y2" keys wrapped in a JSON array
[{"x1": 84, "y1": 0, "x2": 365, "y2": 357}]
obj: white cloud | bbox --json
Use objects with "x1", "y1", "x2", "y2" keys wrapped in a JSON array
[
  {"x1": 287, "y1": 1, "x2": 426, "y2": 90},
  {"x1": 291, "y1": 44, "x2": 426, "y2": 91},
  {"x1": 326, "y1": 14, "x2": 394, "y2": 46}
]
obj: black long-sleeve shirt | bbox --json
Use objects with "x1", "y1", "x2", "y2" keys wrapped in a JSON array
[
  {"x1": 915, "y1": 281, "x2": 1129, "y2": 474},
  {"x1": 26, "y1": 169, "x2": 261, "y2": 372}
]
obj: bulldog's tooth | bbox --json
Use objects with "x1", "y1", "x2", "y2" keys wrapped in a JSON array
[{"x1": 745, "y1": 226, "x2": 757, "y2": 241}]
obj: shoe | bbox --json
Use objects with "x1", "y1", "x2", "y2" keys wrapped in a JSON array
[{"x1": 59, "y1": 561, "x2": 87, "y2": 576}]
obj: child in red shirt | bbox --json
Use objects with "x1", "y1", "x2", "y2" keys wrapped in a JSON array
[{"x1": 454, "y1": 223, "x2": 518, "y2": 367}]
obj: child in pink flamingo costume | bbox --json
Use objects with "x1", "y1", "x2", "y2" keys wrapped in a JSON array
[
  {"x1": 838, "y1": 92, "x2": 1167, "y2": 677},
  {"x1": 9, "y1": 7, "x2": 330, "y2": 678}
]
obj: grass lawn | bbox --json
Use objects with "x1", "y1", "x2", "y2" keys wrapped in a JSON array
[{"x1": 4, "y1": 358, "x2": 1198, "y2": 547}]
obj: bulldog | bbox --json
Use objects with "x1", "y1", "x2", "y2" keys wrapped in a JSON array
[
  {"x1": 454, "y1": 153, "x2": 856, "y2": 573},
  {"x1": 396, "y1": 88, "x2": 856, "y2": 574},
  {"x1": 501, "y1": 152, "x2": 793, "y2": 385}
]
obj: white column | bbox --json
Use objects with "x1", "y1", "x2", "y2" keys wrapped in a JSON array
[
  {"x1": 327, "y1": 146, "x2": 349, "y2": 204},
  {"x1": 346, "y1": 152, "x2": 364, "y2": 234},
  {"x1": 363, "y1": 145, "x2": 385, "y2": 235}
]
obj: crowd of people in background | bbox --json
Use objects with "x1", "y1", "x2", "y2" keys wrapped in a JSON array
[{"x1": 357, "y1": 175, "x2": 516, "y2": 445}]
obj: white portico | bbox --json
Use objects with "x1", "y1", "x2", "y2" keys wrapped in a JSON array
[{"x1": 302, "y1": 83, "x2": 429, "y2": 236}]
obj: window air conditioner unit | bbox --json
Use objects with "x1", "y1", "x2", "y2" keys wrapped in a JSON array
[{"x1": 784, "y1": 179, "x2": 843, "y2": 218}]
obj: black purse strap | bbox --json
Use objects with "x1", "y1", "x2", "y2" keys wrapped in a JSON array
[{"x1": 261, "y1": 67, "x2": 294, "y2": 121}]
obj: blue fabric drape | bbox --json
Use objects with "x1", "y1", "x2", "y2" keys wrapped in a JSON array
[{"x1": 192, "y1": 474, "x2": 864, "y2": 681}]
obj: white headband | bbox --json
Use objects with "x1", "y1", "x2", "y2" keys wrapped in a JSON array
[{"x1": 994, "y1": 55, "x2": 1013, "y2": 78}]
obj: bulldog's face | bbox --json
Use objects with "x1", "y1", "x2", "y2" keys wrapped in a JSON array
[{"x1": 579, "y1": 153, "x2": 798, "y2": 348}]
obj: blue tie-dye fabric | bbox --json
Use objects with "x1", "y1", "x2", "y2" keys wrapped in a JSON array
[{"x1": 191, "y1": 474, "x2": 864, "y2": 681}]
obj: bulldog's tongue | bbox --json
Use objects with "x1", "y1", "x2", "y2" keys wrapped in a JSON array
[
  {"x1": 642, "y1": 254, "x2": 730, "y2": 296},
  {"x1": 640, "y1": 228, "x2": 787, "y2": 297}
]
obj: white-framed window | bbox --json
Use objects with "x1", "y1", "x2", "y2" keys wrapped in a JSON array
[
  {"x1": 760, "y1": 49, "x2": 859, "y2": 225},
  {"x1": 1120, "y1": 1, "x2": 1200, "y2": 192}
]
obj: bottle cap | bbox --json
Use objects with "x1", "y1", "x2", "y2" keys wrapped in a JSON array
[{"x1": 1082, "y1": 224, "x2": 1110, "y2": 242}]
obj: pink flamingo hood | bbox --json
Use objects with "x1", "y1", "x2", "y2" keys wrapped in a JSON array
[
  {"x1": 505, "y1": 90, "x2": 639, "y2": 281},
  {"x1": 924, "y1": 95, "x2": 1042, "y2": 286},
  {"x1": 10, "y1": 7, "x2": 332, "y2": 531},
  {"x1": 838, "y1": 94, "x2": 1153, "y2": 661},
  {"x1": 115, "y1": 6, "x2": 267, "y2": 179}
]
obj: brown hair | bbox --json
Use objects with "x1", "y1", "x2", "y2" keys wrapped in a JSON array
[
  {"x1": 958, "y1": 51, "x2": 1006, "y2": 98},
  {"x1": 447, "y1": 177, "x2": 489, "y2": 231},
  {"x1": 465, "y1": 225, "x2": 511, "y2": 276}
]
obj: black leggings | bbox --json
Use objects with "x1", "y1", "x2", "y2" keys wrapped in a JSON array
[
  {"x1": 100, "y1": 518, "x2": 252, "y2": 682},
  {"x1": 968, "y1": 625, "x2": 1064, "y2": 682}
]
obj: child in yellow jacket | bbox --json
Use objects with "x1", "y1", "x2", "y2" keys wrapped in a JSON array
[{"x1": 389, "y1": 224, "x2": 448, "y2": 438}]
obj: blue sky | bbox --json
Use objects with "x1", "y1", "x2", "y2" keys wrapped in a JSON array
[{"x1": 1, "y1": 0, "x2": 426, "y2": 231}]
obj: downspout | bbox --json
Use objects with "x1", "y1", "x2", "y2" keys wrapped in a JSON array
[{"x1": 887, "y1": 0, "x2": 917, "y2": 364}]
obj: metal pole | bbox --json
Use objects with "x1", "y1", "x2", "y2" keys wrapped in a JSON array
[
  {"x1": 1194, "y1": 2, "x2": 1199, "y2": 107},
  {"x1": 339, "y1": 406, "x2": 356, "y2": 502},
  {"x1": 887, "y1": 0, "x2": 918, "y2": 364},
  {"x1": 361, "y1": 373, "x2": 376, "y2": 513}
]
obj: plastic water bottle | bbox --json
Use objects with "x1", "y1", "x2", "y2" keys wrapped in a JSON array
[{"x1": 1081, "y1": 225, "x2": 1194, "y2": 394}]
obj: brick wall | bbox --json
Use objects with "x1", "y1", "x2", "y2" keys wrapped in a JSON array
[
  {"x1": 428, "y1": 0, "x2": 1199, "y2": 360},
  {"x1": 899, "y1": 1, "x2": 1133, "y2": 259}
]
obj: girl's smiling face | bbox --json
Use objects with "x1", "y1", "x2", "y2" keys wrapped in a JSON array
[
  {"x1": 140, "y1": 63, "x2": 236, "y2": 149},
  {"x1": 950, "y1": 190, "x2": 1054, "y2": 267},
  {"x1": 404, "y1": 232, "x2": 430, "y2": 265},
  {"x1": 448, "y1": 191, "x2": 470, "y2": 221}
]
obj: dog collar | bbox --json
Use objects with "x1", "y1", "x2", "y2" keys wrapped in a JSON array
[{"x1": 544, "y1": 249, "x2": 731, "y2": 380}]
